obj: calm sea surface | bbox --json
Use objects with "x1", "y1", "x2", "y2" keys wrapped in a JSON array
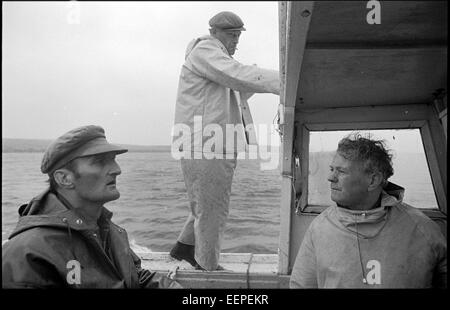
[
  {"x1": 2, "y1": 151, "x2": 437, "y2": 253},
  {"x1": 2, "y1": 152, "x2": 281, "y2": 253}
]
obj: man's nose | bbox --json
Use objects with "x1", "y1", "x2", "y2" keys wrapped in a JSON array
[
  {"x1": 327, "y1": 170, "x2": 336, "y2": 182},
  {"x1": 110, "y1": 160, "x2": 122, "y2": 176}
]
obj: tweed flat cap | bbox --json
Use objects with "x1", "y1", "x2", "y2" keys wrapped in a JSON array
[
  {"x1": 41, "y1": 125, "x2": 128, "y2": 174},
  {"x1": 209, "y1": 11, "x2": 246, "y2": 31}
]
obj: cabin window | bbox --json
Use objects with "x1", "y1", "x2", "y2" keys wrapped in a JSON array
[{"x1": 307, "y1": 129, "x2": 439, "y2": 210}]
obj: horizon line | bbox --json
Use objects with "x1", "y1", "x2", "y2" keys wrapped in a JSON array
[{"x1": 2, "y1": 137, "x2": 282, "y2": 148}]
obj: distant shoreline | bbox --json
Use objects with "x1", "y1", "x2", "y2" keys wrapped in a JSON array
[
  {"x1": 2, "y1": 138, "x2": 171, "y2": 153},
  {"x1": 2, "y1": 138, "x2": 421, "y2": 155},
  {"x1": 2, "y1": 138, "x2": 281, "y2": 153}
]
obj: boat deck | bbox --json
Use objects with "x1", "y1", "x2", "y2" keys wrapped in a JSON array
[{"x1": 137, "y1": 252, "x2": 290, "y2": 288}]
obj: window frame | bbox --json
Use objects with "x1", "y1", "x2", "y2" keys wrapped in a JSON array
[
  {"x1": 301, "y1": 127, "x2": 439, "y2": 212},
  {"x1": 293, "y1": 104, "x2": 447, "y2": 215}
]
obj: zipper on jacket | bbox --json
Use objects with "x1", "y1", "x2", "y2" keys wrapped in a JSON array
[{"x1": 82, "y1": 230, "x2": 125, "y2": 285}]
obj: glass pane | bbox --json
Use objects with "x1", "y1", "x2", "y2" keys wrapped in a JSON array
[{"x1": 308, "y1": 129, "x2": 439, "y2": 209}]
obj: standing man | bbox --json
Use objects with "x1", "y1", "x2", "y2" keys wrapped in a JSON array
[
  {"x1": 170, "y1": 11, "x2": 280, "y2": 271},
  {"x1": 289, "y1": 134, "x2": 447, "y2": 288},
  {"x1": 2, "y1": 125, "x2": 180, "y2": 288}
]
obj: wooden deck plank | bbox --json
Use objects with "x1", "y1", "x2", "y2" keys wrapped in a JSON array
[
  {"x1": 138, "y1": 252, "x2": 278, "y2": 274},
  {"x1": 138, "y1": 252, "x2": 285, "y2": 288}
]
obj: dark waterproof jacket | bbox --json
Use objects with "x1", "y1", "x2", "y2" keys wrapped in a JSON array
[{"x1": 2, "y1": 188, "x2": 172, "y2": 288}]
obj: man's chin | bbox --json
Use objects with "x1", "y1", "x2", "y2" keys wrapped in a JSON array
[
  {"x1": 105, "y1": 191, "x2": 120, "y2": 202},
  {"x1": 330, "y1": 196, "x2": 347, "y2": 207}
]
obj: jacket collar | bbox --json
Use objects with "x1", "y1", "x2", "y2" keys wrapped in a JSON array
[
  {"x1": 332, "y1": 182, "x2": 404, "y2": 238},
  {"x1": 335, "y1": 182, "x2": 405, "y2": 215},
  {"x1": 185, "y1": 35, "x2": 231, "y2": 58},
  {"x1": 9, "y1": 188, "x2": 114, "y2": 239}
]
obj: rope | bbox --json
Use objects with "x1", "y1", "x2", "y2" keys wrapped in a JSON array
[
  {"x1": 246, "y1": 253, "x2": 254, "y2": 289},
  {"x1": 355, "y1": 217, "x2": 367, "y2": 284}
]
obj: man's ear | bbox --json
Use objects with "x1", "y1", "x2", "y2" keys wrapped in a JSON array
[
  {"x1": 367, "y1": 171, "x2": 383, "y2": 192},
  {"x1": 53, "y1": 169, "x2": 75, "y2": 189}
]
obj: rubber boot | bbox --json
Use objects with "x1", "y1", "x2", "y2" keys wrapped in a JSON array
[{"x1": 169, "y1": 241, "x2": 198, "y2": 267}]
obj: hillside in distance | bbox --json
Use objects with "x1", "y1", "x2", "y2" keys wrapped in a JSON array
[{"x1": 2, "y1": 138, "x2": 170, "y2": 153}]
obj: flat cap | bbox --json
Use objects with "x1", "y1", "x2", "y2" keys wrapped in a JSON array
[
  {"x1": 209, "y1": 11, "x2": 246, "y2": 31},
  {"x1": 41, "y1": 125, "x2": 128, "y2": 174}
]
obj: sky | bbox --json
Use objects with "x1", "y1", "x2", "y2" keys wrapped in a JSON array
[
  {"x1": 2, "y1": 1, "x2": 281, "y2": 146},
  {"x1": 309, "y1": 129, "x2": 428, "y2": 154}
]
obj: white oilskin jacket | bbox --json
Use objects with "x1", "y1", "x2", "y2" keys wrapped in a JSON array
[
  {"x1": 289, "y1": 183, "x2": 447, "y2": 288},
  {"x1": 172, "y1": 35, "x2": 280, "y2": 158}
]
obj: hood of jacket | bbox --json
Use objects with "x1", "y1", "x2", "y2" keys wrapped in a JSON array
[
  {"x1": 9, "y1": 187, "x2": 112, "y2": 239},
  {"x1": 329, "y1": 182, "x2": 405, "y2": 239},
  {"x1": 185, "y1": 35, "x2": 229, "y2": 59}
]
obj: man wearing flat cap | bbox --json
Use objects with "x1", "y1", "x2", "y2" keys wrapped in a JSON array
[
  {"x1": 171, "y1": 11, "x2": 280, "y2": 271},
  {"x1": 2, "y1": 125, "x2": 181, "y2": 288}
]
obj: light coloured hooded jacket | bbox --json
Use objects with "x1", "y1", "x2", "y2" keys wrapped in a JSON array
[
  {"x1": 173, "y1": 35, "x2": 280, "y2": 158},
  {"x1": 290, "y1": 183, "x2": 447, "y2": 288}
]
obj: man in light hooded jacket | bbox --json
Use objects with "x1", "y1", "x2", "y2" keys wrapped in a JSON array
[
  {"x1": 170, "y1": 11, "x2": 280, "y2": 271},
  {"x1": 290, "y1": 134, "x2": 447, "y2": 288}
]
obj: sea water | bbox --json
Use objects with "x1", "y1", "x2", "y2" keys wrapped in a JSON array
[
  {"x1": 2, "y1": 152, "x2": 281, "y2": 253},
  {"x1": 2, "y1": 151, "x2": 437, "y2": 254}
]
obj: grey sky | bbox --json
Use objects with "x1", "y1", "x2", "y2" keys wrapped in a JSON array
[
  {"x1": 309, "y1": 129, "x2": 428, "y2": 154},
  {"x1": 2, "y1": 1, "x2": 280, "y2": 145}
]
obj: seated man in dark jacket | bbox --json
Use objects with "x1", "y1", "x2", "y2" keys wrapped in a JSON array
[{"x1": 2, "y1": 125, "x2": 181, "y2": 288}]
